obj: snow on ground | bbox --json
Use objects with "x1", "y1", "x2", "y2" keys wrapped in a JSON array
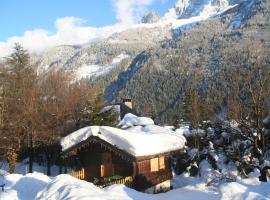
[
  {"x1": 60, "y1": 124, "x2": 186, "y2": 157},
  {"x1": 0, "y1": 172, "x2": 51, "y2": 200},
  {"x1": 220, "y1": 181, "x2": 270, "y2": 200},
  {"x1": 1, "y1": 160, "x2": 59, "y2": 176},
  {"x1": 0, "y1": 171, "x2": 269, "y2": 200}
]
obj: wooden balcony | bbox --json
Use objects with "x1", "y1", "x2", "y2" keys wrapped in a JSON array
[
  {"x1": 68, "y1": 168, "x2": 133, "y2": 188},
  {"x1": 101, "y1": 176, "x2": 133, "y2": 188},
  {"x1": 68, "y1": 168, "x2": 85, "y2": 180}
]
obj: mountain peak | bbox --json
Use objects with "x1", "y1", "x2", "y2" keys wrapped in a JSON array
[
  {"x1": 163, "y1": 0, "x2": 231, "y2": 20},
  {"x1": 141, "y1": 11, "x2": 161, "y2": 24}
]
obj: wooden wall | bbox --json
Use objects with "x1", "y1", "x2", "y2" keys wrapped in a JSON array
[
  {"x1": 65, "y1": 142, "x2": 173, "y2": 191},
  {"x1": 78, "y1": 143, "x2": 133, "y2": 181},
  {"x1": 133, "y1": 156, "x2": 172, "y2": 191}
]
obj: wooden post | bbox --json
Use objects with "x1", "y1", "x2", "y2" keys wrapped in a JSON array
[
  {"x1": 132, "y1": 161, "x2": 138, "y2": 177},
  {"x1": 100, "y1": 164, "x2": 105, "y2": 177}
]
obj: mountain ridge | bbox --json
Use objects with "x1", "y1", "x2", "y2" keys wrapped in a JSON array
[
  {"x1": 31, "y1": 0, "x2": 269, "y2": 123},
  {"x1": 35, "y1": 0, "x2": 251, "y2": 77}
]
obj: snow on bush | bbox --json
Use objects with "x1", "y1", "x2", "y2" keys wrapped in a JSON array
[{"x1": 176, "y1": 126, "x2": 191, "y2": 137}]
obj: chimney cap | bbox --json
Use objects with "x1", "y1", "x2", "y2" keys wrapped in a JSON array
[{"x1": 122, "y1": 98, "x2": 132, "y2": 102}]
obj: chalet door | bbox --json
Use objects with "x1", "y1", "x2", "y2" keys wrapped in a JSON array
[{"x1": 101, "y1": 152, "x2": 112, "y2": 177}]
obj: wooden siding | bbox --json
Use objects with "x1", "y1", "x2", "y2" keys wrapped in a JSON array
[
  {"x1": 133, "y1": 156, "x2": 172, "y2": 191},
  {"x1": 77, "y1": 143, "x2": 133, "y2": 180}
]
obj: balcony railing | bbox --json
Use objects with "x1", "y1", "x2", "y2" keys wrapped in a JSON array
[
  {"x1": 101, "y1": 176, "x2": 133, "y2": 188},
  {"x1": 68, "y1": 169, "x2": 133, "y2": 188},
  {"x1": 68, "y1": 168, "x2": 85, "y2": 180}
]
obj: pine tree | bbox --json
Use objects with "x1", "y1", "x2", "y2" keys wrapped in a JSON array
[
  {"x1": 77, "y1": 93, "x2": 118, "y2": 128},
  {"x1": 3, "y1": 43, "x2": 38, "y2": 173},
  {"x1": 6, "y1": 43, "x2": 30, "y2": 75}
]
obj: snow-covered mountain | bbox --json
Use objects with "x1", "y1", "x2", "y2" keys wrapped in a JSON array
[
  {"x1": 163, "y1": 0, "x2": 256, "y2": 20},
  {"x1": 35, "y1": 0, "x2": 258, "y2": 78},
  {"x1": 164, "y1": 0, "x2": 230, "y2": 20},
  {"x1": 32, "y1": 0, "x2": 269, "y2": 124}
]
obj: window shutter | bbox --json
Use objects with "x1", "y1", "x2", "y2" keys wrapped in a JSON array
[
  {"x1": 159, "y1": 156, "x2": 165, "y2": 169},
  {"x1": 150, "y1": 158, "x2": 159, "y2": 172}
]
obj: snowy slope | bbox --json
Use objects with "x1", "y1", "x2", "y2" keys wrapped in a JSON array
[
  {"x1": 163, "y1": 0, "x2": 232, "y2": 20},
  {"x1": 76, "y1": 53, "x2": 129, "y2": 79},
  {"x1": 34, "y1": 0, "x2": 245, "y2": 79}
]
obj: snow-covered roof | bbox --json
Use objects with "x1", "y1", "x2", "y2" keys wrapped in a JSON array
[
  {"x1": 61, "y1": 125, "x2": 186, "y2": 157},
  {"x1": 118, "y1": 113, "x2": 154, "y2": 128}
]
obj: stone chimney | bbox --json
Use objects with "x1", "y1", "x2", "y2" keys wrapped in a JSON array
[{"x1": 123, "y1": 98, "x2": 132, "y2": 109}]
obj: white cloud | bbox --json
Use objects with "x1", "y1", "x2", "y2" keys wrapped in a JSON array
[
  {"x1": 111, "y1": 0, "x2": 156, "y2": 25},
  {"x1": 0, "y1": 17, "x2": 131, "y2": 58},
  {"x1": 0, "y1": 0, "x2": 169, "y2": 58}
]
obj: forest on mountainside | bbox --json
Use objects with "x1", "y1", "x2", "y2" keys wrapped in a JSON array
[{"x1": 103, "y1": 0, "x2": 270, "y2": 124}]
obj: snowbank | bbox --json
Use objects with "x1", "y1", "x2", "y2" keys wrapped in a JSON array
[
  {"x1": 0, "y1": 172, "x2": 51, "y2": 200},
  {"x1": 1, "y1": 172, "x2": 269, "y2": 200},
  {"x1": 220, "y1": 181, "x2": 270, "y2": 200},
  {"x1": 61, "y1": 125, "x2": 186, "y2": 157},
  {"x1": 36, "y1": 175, "x2": 154, "y2": 200}
]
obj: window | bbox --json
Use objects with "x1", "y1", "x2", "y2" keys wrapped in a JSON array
[
  {"x1": 159, "y1": 156, "x2": 165, "y2": 170},
  {"x1": 150, "y1": 156, "x2": 166, "y2": 172},
  {"x1": 150, "y1": 158, "x2": 159, "y2": 172}
]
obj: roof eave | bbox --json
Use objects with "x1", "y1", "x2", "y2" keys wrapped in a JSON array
[{"x1": 61, "y1": 135, "x2": 136, "y2": 162}]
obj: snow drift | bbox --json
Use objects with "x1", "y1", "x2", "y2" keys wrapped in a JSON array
[{"x1": 0, "y1": 172, "x2": 270, "y2": 200}]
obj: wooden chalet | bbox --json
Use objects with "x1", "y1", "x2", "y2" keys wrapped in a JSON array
[{"x1": 61, "y1": 126, "x2": 186, "y2": 192}]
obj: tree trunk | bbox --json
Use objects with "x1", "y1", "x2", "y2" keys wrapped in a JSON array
[
  {"x1": 59, "y1": 159, "x2": 63, "y2": 174},
  {"x1": 7, "y1": 147, "x2": 18, "y2": 174},
  {"x1": 29, "y1": 131, "x2": 33, "y2": 173},
  {"x1": 46, "y1": 151, "x2": 51, "y2": 176}
]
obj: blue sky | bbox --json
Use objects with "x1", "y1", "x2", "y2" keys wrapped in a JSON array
[{"x1": 0, "y1": 0, "x2": 175, "y2": 41}]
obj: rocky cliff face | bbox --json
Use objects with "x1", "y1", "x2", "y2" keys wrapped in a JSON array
[
  {"x1": 141, "y1": 11, "x2": 161, "y2": 23},
  {"x1": 163, "y1": 0, "x2": 257, "y2": 20}
]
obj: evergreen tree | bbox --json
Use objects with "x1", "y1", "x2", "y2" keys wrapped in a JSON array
[
  {"x1": 77, "y1": 93, "x2": 119, "y2": 128},
  {"x1": 3, "y1": 43, "x2": 38, "y2": 173}
]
